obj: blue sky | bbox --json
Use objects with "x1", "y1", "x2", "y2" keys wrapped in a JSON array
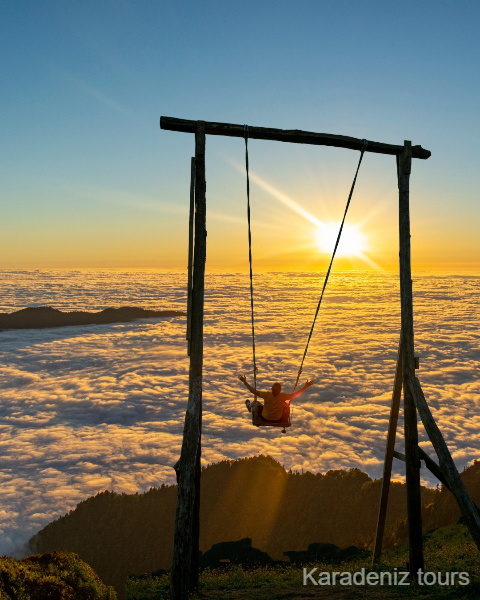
[{"x1": 1, "y1": 1, "x2": 479, "y2": 269}]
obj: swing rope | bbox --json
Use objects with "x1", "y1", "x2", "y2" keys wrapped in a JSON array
[
  {"x1": 292, "y1": 139, "x2": 368, "y2": 392},
  {"x1": 244, "y1": 125, "x2": 258, "y2": 395},
  {"x1": 243, "y1": 125, "x2": 367, "y2": 404}
]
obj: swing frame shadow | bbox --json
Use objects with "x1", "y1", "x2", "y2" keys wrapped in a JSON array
[{"x1": 160, "y1": 116, "x2": 479, "y2": 600}]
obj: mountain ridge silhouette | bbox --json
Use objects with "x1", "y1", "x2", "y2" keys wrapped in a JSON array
[
  {"x1": 29, "y1": 454, "x2": 480, "y2": 599},
  {"x1": 0, "y1": 306, "x2": 186, "y2": 329}
]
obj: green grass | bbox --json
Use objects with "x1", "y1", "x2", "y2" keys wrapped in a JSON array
[{"x1": 126, "y1": 524, "x2": 480, "y2": 599}]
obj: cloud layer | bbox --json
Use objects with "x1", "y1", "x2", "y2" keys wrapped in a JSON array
[{"x1": 0, "y1": 269, "x2": 479, "y2": 556}]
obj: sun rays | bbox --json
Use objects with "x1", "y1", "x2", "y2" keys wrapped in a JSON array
[{"x1": 234, "y1": 162, "x2": 383, "y2": 270}]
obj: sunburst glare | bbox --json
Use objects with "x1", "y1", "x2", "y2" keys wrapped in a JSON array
[
  {"x1": 230, "y1": 159, "x2": 382, "y2": 269},
  {"x1": 315, "y1": 223, "x2": 367, "y2": 257}
]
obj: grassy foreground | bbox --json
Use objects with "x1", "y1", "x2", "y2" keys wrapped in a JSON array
[{"x1": 126, "y1": 524, "x2": 480, "y2": 599}]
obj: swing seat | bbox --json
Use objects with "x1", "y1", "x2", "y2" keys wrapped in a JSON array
[{"x1": 250, "y1": 399, "x2": 291, "y2": 429}]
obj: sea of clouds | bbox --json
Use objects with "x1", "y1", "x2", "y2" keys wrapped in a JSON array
[{"x1": 0, "y1": 269, "x2": 479, "y2": 556}]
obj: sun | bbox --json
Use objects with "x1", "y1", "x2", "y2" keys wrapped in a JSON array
[{"x1": 315, "y1": 222, "x2": 367, "y2": 257}]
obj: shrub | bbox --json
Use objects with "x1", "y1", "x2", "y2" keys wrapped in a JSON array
[{"x1": 0, "y1": 551, "x2": 117, "y2": 599}]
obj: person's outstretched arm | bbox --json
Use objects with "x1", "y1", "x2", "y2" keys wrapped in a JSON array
[
  {"x1": 238, "y1": 374, "x2": 260, "y2": 396},
  {"x1": 286, "y1": 379, "x2": 314, "y2": 401}
]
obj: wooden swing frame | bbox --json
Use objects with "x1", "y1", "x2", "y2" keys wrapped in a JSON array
[{"x1": 160, "y1": 116, "x2": 480, "y2": 600}]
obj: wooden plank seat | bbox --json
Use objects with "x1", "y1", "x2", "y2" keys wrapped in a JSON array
[{"x1": 250, "y1": 399, "x2": 291, "y2": 429}]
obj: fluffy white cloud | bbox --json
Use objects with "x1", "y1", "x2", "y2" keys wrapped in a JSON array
[{"x1": 0, "y1": 269, "x2": 479, "y2": 555}]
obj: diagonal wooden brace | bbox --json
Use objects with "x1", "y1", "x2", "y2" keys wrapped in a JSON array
[
  {"x1": 372, "y1": 339, "x2": 403, "y2": 564},
  {"x1": 393, "y1": 448, "x2": 480, "y2": 518},
  {"x1": 409, "y1": 377, "x2": 480, "y2": 550}
]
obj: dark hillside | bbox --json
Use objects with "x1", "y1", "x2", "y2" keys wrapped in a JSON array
[
  {"x1": 31, "y1": 484, "x2": 178, "y2": 599},
  {"x1": 422, "y1": 459, "x2": 480, "y2": 531},
  {"x1": 0, "y1": 306, "x2": 185, "y2": 330},
  {"x1": 29, "y1": 455, "x2": 480, "y2": 599}
]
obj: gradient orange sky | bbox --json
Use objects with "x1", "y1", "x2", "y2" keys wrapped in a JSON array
[
  {"x1": 2, "y1": 142, "x2": 480, "y2": 273},
  {"x1": 1, "y1": 3, "x2": 480, "y2": 273}
]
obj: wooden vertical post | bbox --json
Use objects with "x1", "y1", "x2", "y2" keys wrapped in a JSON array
[
  {"x1": 372, "y1": 338, "x2": 403, "y2": 564},
  {"x1": 189, "y1": 406, "x2": 201, "y2": 591},
  {"x1": 186, "y1": 157, "x2": 195, "y2": 356},
  {"x1": 398, "y1": 141, "x2": 424, "y2": 576},
  {"x1": 188, "y1": 152, "x2": 201, "y2": 591},
  {"x1": 170, "y1": 121, "x2": 206, "y2": 600}
]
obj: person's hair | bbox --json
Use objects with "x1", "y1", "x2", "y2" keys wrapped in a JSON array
[{"x1": 272, "y1": 382, "x2": 282, "y2": 396}]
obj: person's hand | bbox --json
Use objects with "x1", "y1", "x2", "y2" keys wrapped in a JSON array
[
  {"x1": 305, "y1": 379, "x2": 314, "y2": 388},
  {"x1": 237, "y1": 374, "x2": 247, "y2": 384}
]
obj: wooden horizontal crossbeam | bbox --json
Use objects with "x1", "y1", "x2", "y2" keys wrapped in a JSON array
[{"x1": 160, "y1": 116, "x2": 431, "y2": 159}]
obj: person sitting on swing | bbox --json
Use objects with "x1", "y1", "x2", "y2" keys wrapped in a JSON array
[{"x1": 238, "y1": 374, "x2": 314, "y2": 422}]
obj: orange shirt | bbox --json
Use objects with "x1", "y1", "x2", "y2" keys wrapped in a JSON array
[{"x1": 258, "y1": 391, "x2": 290, "y2": 420}]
